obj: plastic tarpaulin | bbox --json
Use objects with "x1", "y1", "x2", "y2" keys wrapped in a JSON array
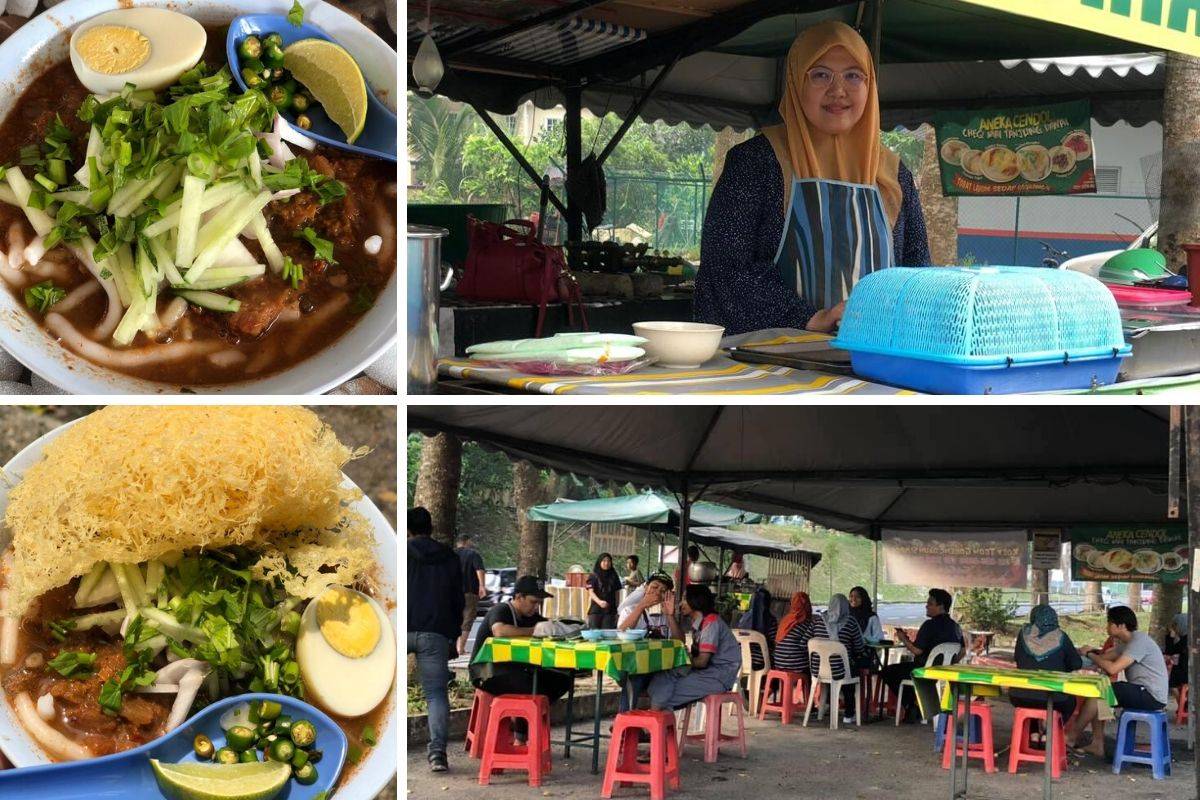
[
  {"x1": 409, "y1": 406, "x2": 1176, "y2": 536},
  {"x1": 527, "y1": 492, "x2": 762, "y2": 527}
]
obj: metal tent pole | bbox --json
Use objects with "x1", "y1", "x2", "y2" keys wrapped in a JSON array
[
  {"x1": 678, "y1": 483, "x2": 692, "y2": 592},
  {"x1": 871, "y1": 524, "x2": 881, "y2": 612},
  {"x1": 1186, "y1": 406, "x2": 1199, "y2": 777},
  {"x1": 565, "y1": 86, "x2": 584, "y2": 247}
]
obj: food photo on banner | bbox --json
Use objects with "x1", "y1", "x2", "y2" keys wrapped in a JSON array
[
  {"x1": 882, "y1": 529, "x2": 1029, "y2": 588},
  {"x1": 1070, "y1": 523, "x2": 1190, "y2": 584},
  {"x1": 935, "y1": 101, "x2": 1095, "y2": 197}
]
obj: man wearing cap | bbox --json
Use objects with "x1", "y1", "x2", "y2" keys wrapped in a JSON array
[{"x1": 469, "y1": 575, "x2": 573, "y2": 743}]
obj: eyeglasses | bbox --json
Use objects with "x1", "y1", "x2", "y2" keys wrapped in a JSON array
[{"x1": 807, "y1": 67, "x2": 868, "y2": 89}]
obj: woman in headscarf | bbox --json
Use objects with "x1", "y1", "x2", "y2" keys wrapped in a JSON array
[
  {"x1": 773, "y1": 591, "x2": 828, "y2": 674},
  {"x1": 821, "y1": 593, "x2": 870, "y2": 724},
  {"x1": 848, "y1": 585, "x2": 885, "y2": 642},
  {"x1": 725, "y1": 551, "x2": 749, "y2": 581},
  {"x1": 1009, "y1": 604, "x2": 1083, "y2": 718},
  {"x1": 736, "y1": 587, "x2": 777, "y2": 670},
  {"x1": 586, "y1": 553, "x2": 622, "y2": 630},
  {"x1": 695, "y1": 20, "x2": 930, "y2": 337},
  {"x1": 1165, "y1": 612, "x2": 1189, "y2": 709}
]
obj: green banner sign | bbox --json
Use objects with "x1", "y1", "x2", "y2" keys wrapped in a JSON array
[
  {"x1": 1069, "y1": 524, "x2": 1189, "y2": 584},
  {"x1": 935, "y1": 100, "x2": 1096, "y2": 196}
]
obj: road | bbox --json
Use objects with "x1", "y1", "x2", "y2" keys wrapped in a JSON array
[{"x1": 870, "y1": 600, "x2": 1087, "y2": 628}]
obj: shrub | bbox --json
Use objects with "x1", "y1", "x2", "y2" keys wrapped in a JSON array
[{"x1": 956, "y1": 588, "x2": 1018, "y2": 633}]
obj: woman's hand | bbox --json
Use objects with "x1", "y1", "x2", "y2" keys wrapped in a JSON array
[
  {"x1": 806, "y1": 302, "x2": 845, "y2": 333},
  {"x1": 596, "y1": 599, "x2": 609, "y2": 609},
  {"x1": 661, "y1": 591, "x2": 676, "y2": 616}
]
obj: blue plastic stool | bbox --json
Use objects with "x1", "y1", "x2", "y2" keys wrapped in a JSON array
[
  {"x1": 1112, "y1": 710, "x2": 1171, "y2": 779},
  {"x1": 933, "y1": 711, "x2": 983, "y2": 752}
]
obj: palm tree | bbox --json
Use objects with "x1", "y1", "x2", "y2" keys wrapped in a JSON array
[
  {"x1": 407, "y1": 94, "x2": 479, "y2": 199},
  {"x1": 1158, "y1": 53, "x2": 1200, "y2": 267}
]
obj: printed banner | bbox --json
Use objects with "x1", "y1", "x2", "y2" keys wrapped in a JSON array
[
  {"x1": 954, "y1": 1, "x2": 1200, "y2": 59},
  {"x1": 1070, "y1": 524, "x2": 1189, "y2": 584},
  {"x1": 1031, "y1": 529, "x2": 1063, "y2": 571},
  {"x1": 882, "y1": 530, "x2": 1029, "y2": 589},
  {"x1": 935, "y1": 100, "x2": 1095, "y2": 196}
]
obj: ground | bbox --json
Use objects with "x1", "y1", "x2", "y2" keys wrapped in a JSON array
[{"x1": 407, "y1": 700, "x2": 1194, "y2": 800}]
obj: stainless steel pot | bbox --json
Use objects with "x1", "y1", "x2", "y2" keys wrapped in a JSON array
[
  {"x1": 688, "y1": 561, "x2": 719, "y2": 583},
  {"x1": 407, "y1": 224, "x2": 452, "y2": 394}
]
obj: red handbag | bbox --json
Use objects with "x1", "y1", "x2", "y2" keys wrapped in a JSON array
[{"x1": 458, "y1": 217, "x2": 587, "y2": 337}]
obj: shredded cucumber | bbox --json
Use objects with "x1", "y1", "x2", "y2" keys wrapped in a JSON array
[
  {"x1": 250, "y1": 214, "x2": 283, "y2": 272},
  {"x1": 175, "y1": 290, "x2": 240, "y2": 313},
  {"x1": 5, "y1": 167, "x2": 54, "y2": 236},
  {"x1": 187, "y1": 192, "x2": 272, "y2": 281},
  {"x1": 174, "y1": 175, "x2": 206, "y2": 267},
  {"x1": 140, "y1": 606, "x2": 207, "y2": 644}
]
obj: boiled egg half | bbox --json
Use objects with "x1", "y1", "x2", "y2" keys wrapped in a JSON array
[
  {"x1": 69, "y1": 8, "x2": 206, "y2": 95},
  {"x1": 297, "y1": 586, "x2": 395, "y2": 717}
]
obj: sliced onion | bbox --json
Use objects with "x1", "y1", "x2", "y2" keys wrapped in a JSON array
[
  {"x1": 271, "y1": 188, "x2": 301, "y2": 202},
  {"x1": 165, "y1": 670, "x2": 206, "y2": 732},
  {"x1": 36, "y1": 693, "x2": 54, "y2": 721},
  {"x1": 219, "y1": 702, "x2": 253, "y2": 731},
  {"x1": 275, "y1": 113, "x2": 316, "y2": 151},
  {"x1": 14, "y1": 693, "x2": 92, "y2": 760},
  {"x1": 363, "y1": 235, "x2": 382, "y2": 255},
  {"x1": 155, "y1": 659, "x2": 210, "y2": 685}
]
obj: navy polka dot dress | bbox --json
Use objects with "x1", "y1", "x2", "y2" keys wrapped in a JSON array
[{"x1": 695, "y1": 134, "x2": 931, "y2": 336}]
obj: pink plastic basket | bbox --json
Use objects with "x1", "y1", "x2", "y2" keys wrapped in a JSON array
[{"x1": 1105, "y1": 283, "x2": 1192, "y2": 308}]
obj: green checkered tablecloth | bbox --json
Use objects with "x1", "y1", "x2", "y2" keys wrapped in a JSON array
[
  {"x1": 472, "y1": 636, "x2": 690, "y2": 682},
  {"x1": 913, "y1": 663, "x2": 1118, "y2": 712}
]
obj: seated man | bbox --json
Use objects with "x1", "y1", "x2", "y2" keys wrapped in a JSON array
[
  {"x1": 1066, "y1": 605, "x2": 1169, "y2": 758},
  {"x1": 880, "y1": 588, "x2": 965, "y2": 722},
  {"x1": 615, "y1": 572, "x2": 674, "y2": 711},
  {"x1": 647, "y1": 585, "x2": 742, "y2": 711},
  {"x1": 468, "y1": 575, "x2": 573, "y2": 742}
]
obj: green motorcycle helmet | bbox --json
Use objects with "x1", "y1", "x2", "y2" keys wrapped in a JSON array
[{"x1": 1099, "y1": 248, "x2": 1172, "y2": 285}]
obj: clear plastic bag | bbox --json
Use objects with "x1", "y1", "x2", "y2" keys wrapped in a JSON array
[{"x1": 468, "y1": 356, "x2": 657, "y2": 376}]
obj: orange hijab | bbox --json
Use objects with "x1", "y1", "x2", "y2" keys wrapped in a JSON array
[
  {"x1": 776, "y1": 591, "x2": 813, "y2": 644},
  {"x1": 763, "y1": 20, "x2": 902, "y2": 226}
]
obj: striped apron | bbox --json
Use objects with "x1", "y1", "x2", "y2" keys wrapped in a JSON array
[{"x1": 773, "y1": 178, "x2": 894, "y2": 310}]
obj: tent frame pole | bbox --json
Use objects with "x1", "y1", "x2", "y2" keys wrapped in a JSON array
[
  {"x1": 1186, "y1": 406, "x2": 1198, "y2": 772},
  {"x1": 470, "y1": 103, "x2": 570, "y2": 217},
  {"x1": 565, "y1": 85, "x2": 584, "y2": 245},
  {"x1": 440, "y1": 0, "x2": 612, "y2": 60},
  {"x1": 597, "y1": 50, "x2": 683, "y2": 168},
  {"x1": 871, "y1": 524, "x2": 881, "y2": 612},
  {"x1": 678, "y1": 482, "x2": 692, "y2": 593}
]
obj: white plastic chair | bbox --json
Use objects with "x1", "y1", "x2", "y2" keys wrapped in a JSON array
[
  {"x1": 895, "y1": 641, "x2": 961, "y2": 726},
  {"x1": 803, "y1": 639, "x2": 861, "y2": 730},
  {"x1": 733, "y1": 629, "x2": 771, "y2": 716}
]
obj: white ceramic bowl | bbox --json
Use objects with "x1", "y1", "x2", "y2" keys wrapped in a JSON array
[
  {"x1": 0, "y1": 418, "x2": 399, "y2": 800},
  {"x1": 0, "y1": 0, "x2": 397, "y2": 394},
  {"x1": 632, "y1": 321, "x2": 725, "y2": 368}
]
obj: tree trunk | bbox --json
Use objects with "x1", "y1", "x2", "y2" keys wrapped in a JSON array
[
  {"x1": 1157, "y1": 53, "x2": 1200, "y2": 269},
  {"x1": 513, "y1": 460, "x2": 550, "y2": 579},
  {"x1": 1083, "y1": 582, "x2": 1105, "y2": 613},
  {"x1": 710, "y1": 128, "x2": 753, "y2": 190},
  {"x1": 1149, "y1": 582, "x2": 1183, "y2": 645},
  {"x1": 914, "y1": 124, "x2": 958, "y2": 265},
  {"x1": 1127, "y1": 581, "x2": 1143, "y2": 612},
  {"x1": 412, "y1": 433, "x2": 462, "y2": 546},
  {"x1": 1031, "y1": 569, "x2": 1049, "y2": 607}
]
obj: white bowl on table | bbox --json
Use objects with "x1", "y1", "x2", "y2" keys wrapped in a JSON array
[
  {"x1": 0, "y1": 0, "x2": 397, "y2": 394},
  {"x1": 0, "y1": 418, "x2": 399, "y2": 800},
  {"x1": 632, "y1": 321, "x2": 724, "y2": 368}
]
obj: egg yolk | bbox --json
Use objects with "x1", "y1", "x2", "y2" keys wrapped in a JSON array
[
  {"x1": 76, "y1": 25, "x2": 151, "y2": 75},
  {"x1": 315, "y1": 587, "x2": 380, "y2": 659}
]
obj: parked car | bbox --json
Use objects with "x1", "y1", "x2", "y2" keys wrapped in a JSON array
[{"x1": 477, "y1": 567, "x2": 517, "y2": 613}]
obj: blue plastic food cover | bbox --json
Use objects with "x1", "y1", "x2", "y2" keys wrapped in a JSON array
[{"x1": 832, "y1": 266, "x2": 1132, "y2": 393}]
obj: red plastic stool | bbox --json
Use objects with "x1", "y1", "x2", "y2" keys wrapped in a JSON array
[
  {"x1": 1008, "y1": 707, "x2": 1067, "y2": 779},
  {"x1": 679, "y1": 692, "x2": 747, "y2": 763},
  {"x1": 758, "y1": 670, "x2": 811, "y2": 725},
  {"x1": 465, "y1": 689, "x2": 495, "y2": 759},
  {"x1": 1177, "y1": 684, "x2": 1189, "y2": 725},
  {"x1": 940, "y1": 701, "x2": 997, "y2": 773},
  {"x1": 477, "y1": 694, "x2": 552, "y2": 787},
  {"x1": 602, "y1": 710, "x2": 681, "y2": 800}
]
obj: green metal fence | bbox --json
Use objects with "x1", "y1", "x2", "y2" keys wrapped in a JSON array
[{"x1": 601, "y1": 172, "x2": 711, "y2": 254}]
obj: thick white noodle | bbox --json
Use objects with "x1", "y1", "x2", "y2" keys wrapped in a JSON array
[
  {"x1": 208, "y1": 350, "x2": 247, "y2": 368},
  {"x1": 7, "y1": 222, "x2": 25, "y2": 269},
  {"x1": 45, "y1": 313, "x2": 223, "y2": 368},
  {"x1": 54, "y1": 281, "x2": 102, "y2": 315},
  {"x1": 36, "y1": 693, "x2": 54, "y2": 721},
  {"x1": 65, "y1": 239, "x2": 122, "y2": 341},
  {"x1": 14, "y1": 693, "x2": 93, "y2": 761},
  {"x1": 0, "y1": 588, "x2": 16, "y2": 665},
  {"x1": 284, "y1": 292, "x2": 349, "y2": 358},
  {"x1": 160, "y1": 296, "x2": 188, "y2": 329}
]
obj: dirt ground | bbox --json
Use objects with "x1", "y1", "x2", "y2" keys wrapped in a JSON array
[{"x1": 406, "y1": 700, "x2": 1194, "y2": 800}]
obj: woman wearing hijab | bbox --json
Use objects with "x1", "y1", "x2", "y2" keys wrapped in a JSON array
[
  {"x1": 586, "y1": 553, "x2": 622, "y2": 630},
  {"x1": 725, "y1": 552, "x2": 749, "y2": 581},
  {"x1": 736, "y1": 587, "x2": 778, "y2": 670},
  {"x1": 696, "y1": 21, "x2": 929, "y2": 336},
  {"x1": 1009, "y1": 604, "x2": 1083, "y2": 718},
  {"x1": 774, "y1": 591, "x2": 829, "y2": 674},
  {"x1": 1165, "y1": 612, "x2": 1189, "y2": 708},
  {"x1": 848, "y1": 586, "x2": 885, "y2": 641},
  {"x1": 821, "y1": 593, "x2": 870, "y2": 724}
]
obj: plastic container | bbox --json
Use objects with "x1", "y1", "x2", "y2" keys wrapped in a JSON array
[
  {"x1": 1105, "y1": 284, "x2": 1192, "y2": 309},
  {"x1": 617, "y1": 629, "x2": 648, "y2": 641},
  {"x1": 833, "y1": 266, "x2": 1131, "y2": 394}
]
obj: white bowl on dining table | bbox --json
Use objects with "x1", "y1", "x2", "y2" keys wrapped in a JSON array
[
  {"x1": 0, "y1": 0, "x2": 398, "y2": 394},
  {"x1": 0, "y1": 418, "x2": 399, "y2": 800},
  {"x1": 632, "y1": 321, "x2": 725, "y2": 368}
]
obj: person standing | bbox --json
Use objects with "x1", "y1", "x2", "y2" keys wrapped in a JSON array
[
  {"x1": 407, "y1": 507, "x2": 464, "y2": 773},
  {"x1": 455, "y1": 534, "x2": 487, "y2": 655},
  {"x1": 624, "y1": 554, "x2": 645, "y2": 592},
  {"x1": 586, "y1": 552, "x2": 623, "y2": 629},
  {"x1": 1164, "y1": 612, "x2": 1189, "y2": 713}
]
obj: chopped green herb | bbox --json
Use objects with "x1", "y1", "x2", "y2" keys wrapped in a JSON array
[
  {"x1": 287, "y1": 1, "x2": 304, "y2": 26},
  {"x1": 350, "y1": 286, "x2": 375, "y2": 314},
  {"x1": 361, "y1": 725, "x2": 377, "y2": 746},
  {"x1": 24, "y1": 281, "x2": 66, "y2": 314},
  {"x1": 46, "y1": 651, "x2": 97, "y2": 678},
  {"x1": 281, "y1": 256, "x2": 304, "y2": 289},
  {"x1": 46, "y1": 619, "x2": 76, "y2": 642},
  {"x1": 294, "y1": 227, "x2": 336, "y2": 265}
]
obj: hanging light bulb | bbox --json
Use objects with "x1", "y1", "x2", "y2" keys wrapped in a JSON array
[{"x1": 412, "y1": 4, "x2": 444, "y2": 99}]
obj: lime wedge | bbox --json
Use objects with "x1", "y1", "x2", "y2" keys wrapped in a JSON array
[
  {"x1": 282, "y1": 38, "x2": 369, "y2": 144},
  {"x1": 149, "y1": 759, "x2": 292, "y2": 800}
]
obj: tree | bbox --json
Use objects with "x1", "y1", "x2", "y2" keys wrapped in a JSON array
[
  {"x1": 412, "y1": 433, "x2": 462, "y2": 546},
  {"x1": 1031, "y1": 569, "x2": 1049, "y2": 607},
  {"x1": 1083, "y1": 582, "x2": 1105, "y2": 613},
  {"x1": 513, "y1": 460, "x2": 550, "y2": 579},
  {"x1": 910, "y1": 125, "x2": 958, "y2": 266},
  {"x1": 1127, "y1": 582, "x2": 1143, "y2": 612},
  {"x1": 407, "y1": 94, "x2": 479, "y2": 199},
  {"x1": 1157, "y1": 53, "x2": 1200, "y2": 268},
  {"x1": 1149, "y1": 582, "x2": 1183, "y2": 645}
]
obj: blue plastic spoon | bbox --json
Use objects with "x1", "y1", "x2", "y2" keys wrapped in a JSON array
[
  {"x1": 0, "y1": 693, "x2": 347, "y2": 800},
  {"x1": 227, "y1": 15, "x2": 397, "y2": 162}
]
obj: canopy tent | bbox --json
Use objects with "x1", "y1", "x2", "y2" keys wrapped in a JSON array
[
  {"x1": 408, "y1": 405, "x2": 1177, "y2": 536},
  {"x1": 408, "y1": 0, "x2": 1177, "y2": 242},
  {"x1": 686, "y1": 525, "x2": 821, "y2": 563},
  {"x1": 528, "y1": 492, "x2": 762, "y2": 528}
]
